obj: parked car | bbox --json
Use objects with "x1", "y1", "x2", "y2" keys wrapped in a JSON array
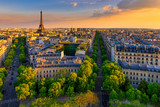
[
  {"x1": 11, "y1": 76, "x2": 14, "y2": 80},
  {"x1": 9, "y1": 82, "x2": 12, "y2": 85},
  {"x1": 2, "y1": 89, "x2": 6, "y2": 94}
]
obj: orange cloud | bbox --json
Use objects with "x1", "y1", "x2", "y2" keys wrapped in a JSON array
[
  {"x1": 103, "y1": 5, "x2": 111, "y2": 11},
  {"x1": 72, "y1": 2, "x2": 78, "y2": 7}
]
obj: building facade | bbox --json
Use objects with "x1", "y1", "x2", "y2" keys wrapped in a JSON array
[{"x1": 115, "y1": 44, "x2": 160, "y2": 66}]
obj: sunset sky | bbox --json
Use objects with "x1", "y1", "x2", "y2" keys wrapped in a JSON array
[{"x1": 0, "y1": 0, "x2": 160, "y2": 28}]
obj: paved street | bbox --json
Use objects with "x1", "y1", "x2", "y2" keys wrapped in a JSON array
[
  {"x1": 94, "y1": 36, "x2": 104, "y2": 107},
  {"x1": 0, "y1": 44, "x2": 21, "y2": 107}
]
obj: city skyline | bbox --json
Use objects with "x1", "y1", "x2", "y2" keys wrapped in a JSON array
[{"x1": 0, "y1": 0, "x2": 160, "y2": 29}]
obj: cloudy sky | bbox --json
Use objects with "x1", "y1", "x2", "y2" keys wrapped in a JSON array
[{"x1": 0, "y1": 0, "x2": 160, "y2": 28}]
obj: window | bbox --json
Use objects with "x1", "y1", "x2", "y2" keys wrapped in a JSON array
[
  {"x1": 126, "y1": 72, "x2": 128, "y2": 74},
  {"x1": 133, "y1": 77, "x2": 135, "y2": 80},
  {"x1": 136, "y1": 82, "x2": 138, "y2": 85},
  {"x1": 156, "y1": 80, "x2": 158, "y2": 83},
  {"x1": 133, "y1": 73, "x2": 135, "y2": 75},
  {"x1": 44, "y1": 71, "x2": 45, "y2": 73},
  {"x1": 130, "y1": 72, "x2": 132, "y2": 75},
  {"x1": 133, "y1": 81, "x2": 135, "y2": 85},
  {"x1": 130, "y1": 77, "x2": 132, "y2": 80},
  {"x1": 123, "y1": 72, "x2": 125, "y2": 74},
  {"x1": 152, "y1": 75, "x2": 154, "y2": 78},
  {"x1": 137, "y1": 73, "x2": 138, "y2": 76},
  {"x1": 136, "y1": 77, "x2": 138, "y2": 80},
  {"x1": 148, "y1": 74, "x2": 150, "y2": 77},
  {"x1": 141, "y1": 73, "x2": 142, "y2": 76},
  {"x1": 144, "y1": 74, "x2": 146, "y2": 77},
  {"x1": 156, "y1": 76, "x2": 158, "y2": 78}
]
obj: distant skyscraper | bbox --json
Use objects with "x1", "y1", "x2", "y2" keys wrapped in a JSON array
[{"x1": 37, "y1": 10, "x2": 46, "y2": 34}]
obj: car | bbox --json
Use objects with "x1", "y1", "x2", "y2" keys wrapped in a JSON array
[
  {"x1": 2, "y1": 89, "x2": 6, "y2": 94},
  {"x1": 11, "y1": 72, "x2": 14, "y2": 75},
  {"x1": 9, "y1": 82, "x2": 12, "y2": 85},
  {"x1": 11, "y1": 77, "x2": 14, "y2": 80}
]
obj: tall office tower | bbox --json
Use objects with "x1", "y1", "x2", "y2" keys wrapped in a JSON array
[{"x1": 37, "y1": 10, "x2": 46, "y2": 34}]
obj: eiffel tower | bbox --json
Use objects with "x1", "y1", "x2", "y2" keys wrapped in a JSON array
[{"x1": 37, "y1": 10, "x2": 46, "y2": 34}]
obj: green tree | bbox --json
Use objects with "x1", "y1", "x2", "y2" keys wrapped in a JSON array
[
  {"x1": 137, "y1": 80, "x2": 148, "y2": 93},
  {"x1": 151, "y1": 94, "x2": 158, "y2": 104},
  {"x1": 78, "y1": 63, "x2": 93, "y2": 78},
  {"x1": 103, "y1": 76, "x2": 119, "y2": 92},
  {"x1": 91, "y1": 54, "x2": 97, "y2": 62},
  {"x1": 38, "y1": 77, "x2": 46, "y2": 89},
  {"x1": 56, "y1": 77, "x2": 66, "y2": 86},
  {"x1": 4, "y1": 59, "x2": 12, "y2": 68},
  {"x1": 147, "y1": 82, "x2": 160, "y2": 96},
  {"x1": 126, "y1": 88, "x2": 135, "y2": 101},
  {"x1": 141, "y1": 93, "x2": 149, "y2": 104},
  {"x1": 39, "y1": 86, "x2": 47, "y2": 98},
  {"x1": 19, "y1": 53, "x2": 26, "y2": 62},
  {"x1": 66, "y1": 86, "x2": 75, "y2": 97},
  {"x1": 134, "y1": 89, "x2": 142, "y2": 100},
  {"x1": 118, "y1": 90, "x2": 125, "y2": 100},
  {"x1": 85, "y1": 55, "x2": 94, "y2": 64},
  {"x1": 67, "y1": 72, "x2": 77, "y2": 87},
  {"x1": 92, "y1": 63, "x2": 99, "y2": 73},
  {"x1": 120, "y1": 77, "x2": 132, "y2": 92},
  {"x1": 45, "y1": 78, "x2": 54, "y2": 89},
  {"x1": 0, "y1": 92, "x2": 3, "y2": 101},
  {"x1": 0, "y1": 73, "x2": 5, "y2": 80},
  {"x1": 0, "y1": 68, "x2": 7, "y2": 77},
  {"x1": 89, "y1": 79, "x2": 95, "y2": 90},
  {"x1": 48, "y1": 82, "x2": 61, "y2": 98},
  {"x1": 109, "y1": 89, "x2": 118, "y2": 100},
  {"x1": 15, "y1": 83, "x2": 30, "y2": 100},
  {"x1": 76, "y1": 76, "x2": 88, "y2": 92},
  {"x1": 0, "y1": 78, "x2": 3, "y2": 90},
  {"x1": 20, "y1": 46, "x2": 25, "y2": 53},
  {"x1": 17, "y1": 65, "x2": 25, "y2": 74},
  {"x1": 29, "y1": 90, "x2": 36, "y2": 100},
  {"x1": 89, "y1": 73, "x2": 97, "y2": 82},
  {"x1": 17, "y1": 67, "x2": 36, "y2": 83},
  {"x1": 101, "y1": 54, "x2": 107, "y2": 62}
]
